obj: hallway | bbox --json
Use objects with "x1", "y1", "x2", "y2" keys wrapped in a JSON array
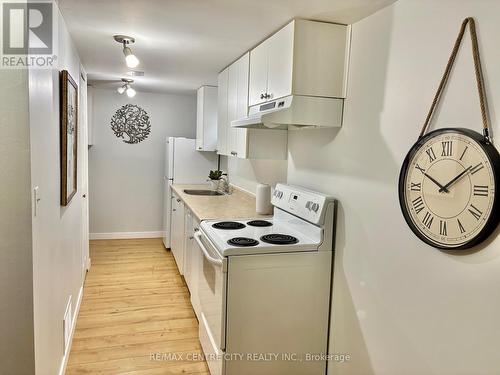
[{"x1": 67, "y1": 238, "x2": 209, "y2": 374}]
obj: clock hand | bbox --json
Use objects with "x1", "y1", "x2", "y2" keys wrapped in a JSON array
[
  {"x1": 423, "y1": 172, "x2": 449, "y2": 193},
  {"x1": 439, "y1": 166, "x2": 473, "y2": 192}
]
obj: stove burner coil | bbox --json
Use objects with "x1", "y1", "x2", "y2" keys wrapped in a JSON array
[
  {"x1": 228, "y1": 237, "x2": 259, "y2": 247},
  {"x1": 247, "y1": 220, "x2": 273, "y2": 227},
  {"x1": 260, "y1": 234, "x2": 298, "y2": 245},
  {"x1": 212, "y1": 221, "x2": 246, "y2": 230}
]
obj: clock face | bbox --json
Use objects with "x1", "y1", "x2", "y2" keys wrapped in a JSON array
[{"x1": 399, "y1": 128, "x2": 500, "y2": 249}]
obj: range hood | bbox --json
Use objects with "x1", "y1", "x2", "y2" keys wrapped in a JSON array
[{"x1": 231, "y1": 95, "x2": 344, "y2": 130}]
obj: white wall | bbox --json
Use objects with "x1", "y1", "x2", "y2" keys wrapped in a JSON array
[
  {"x1": 226, "y1": 157, "x2": 287, "y2": 194},
  {"x1": 29, "y1": 5, "x2": 87, "y2": 374},
  {"x1": 285, "y1": 1, "x2": 500, "y2": 373},
  {"x1": 0, "y1": 70, "x2": 36, "y2": 374},
  {"x1": 89, "y1": 88, "x2": 196, "y2": 235}
]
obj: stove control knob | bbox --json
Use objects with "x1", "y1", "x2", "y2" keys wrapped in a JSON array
[
  {"x1": 311, "y1": 203, "x2": 320, "y2": 212},
  {"x1": 305, "y1": 201, "x2": 312, "y2": 210}
]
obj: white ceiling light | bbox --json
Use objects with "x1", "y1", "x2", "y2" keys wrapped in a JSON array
[
  {"x1": 114, "y1": 35, "x2": 140, "y2": 68},
  {"x1": 117, "y1": 78, "x2": 136, "y2": 97},
  {"x1": 126, "y1": 87, "x2": 136, "y2": 98}
]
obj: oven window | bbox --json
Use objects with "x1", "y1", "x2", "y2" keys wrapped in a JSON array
[{"x1": 203, "y1": 256, "x2": 216, "y2": 294}]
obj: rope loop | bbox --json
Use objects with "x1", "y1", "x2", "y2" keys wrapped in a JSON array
[{"x1": 419, "y1": 18, "x2": 491, "y2": 142}]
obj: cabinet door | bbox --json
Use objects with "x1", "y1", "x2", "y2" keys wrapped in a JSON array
[
  {"x1": 235, "y1": 53, "x2": 249, "y2": 158},
  {"x1": 267, "y1": 21, "x2": 294, "y2": 101},
  {"x1": 183, "y1": 209, "x2": 194, "y2": 291},
  {"x1": 227, "y1": 63, "x2": 239, "y2": 156},
  {"x1": 170, "y1": 195, "x2": 185, "y2": 274},
  {"x1": 190, "y1": 218, "x2": 201, "y2": 319},
  {"x1": 216, "y1": 69, "x2": 229, "y2": 156},
  {"x1": 196, "y1": 88, "x2": 204, "y2": 150},
  {"x1": 196, "y1": 86, "x2": 218, "y2": 152},
  {"x1": 248, "y1": 38, "x2": 269, "y2": 106}
]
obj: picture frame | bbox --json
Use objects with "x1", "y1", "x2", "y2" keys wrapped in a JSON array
[{"x1": 60, "y1": 70, "x2": 78, "y2": 206}]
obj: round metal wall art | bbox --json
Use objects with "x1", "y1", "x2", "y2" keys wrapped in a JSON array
[{"x1": 111, "y1": 104, "x2": 151, "y2": 144}]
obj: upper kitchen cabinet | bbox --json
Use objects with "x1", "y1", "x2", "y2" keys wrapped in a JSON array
[
  {"x1": 248, "y1": 19, "x2": 350, "y2": 107},
  {"x1": 217, "y1": 68, "x2": 229, "y2": 156},
  {"x1": 196, "y1": 86, "x2": 218, "y2": 151},
  {"x1": 220, "y1": 52, "x2": 287, "y2": 160}
]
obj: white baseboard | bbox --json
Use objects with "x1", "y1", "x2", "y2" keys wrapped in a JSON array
[
  {"x1": 58, "y1": 285, "x2": 83, "y2": 375},
  {"x1": 90, "y1": 231, "x2": 164, "y2": 240}
]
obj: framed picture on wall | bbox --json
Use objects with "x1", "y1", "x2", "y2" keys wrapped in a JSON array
[{"x1": 60, "y1": 70, "x2": 78, "y2": 206}]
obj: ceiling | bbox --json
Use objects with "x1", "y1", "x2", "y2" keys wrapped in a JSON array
[{"x1": 58, "y1": 0, "x2": 396, "y2": 94}]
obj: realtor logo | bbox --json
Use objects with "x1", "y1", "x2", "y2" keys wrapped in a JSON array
[{"x1": 3, "y1": 2, "x2": 53, "y2": 54}]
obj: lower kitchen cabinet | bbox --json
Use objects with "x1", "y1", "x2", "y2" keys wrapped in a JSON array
[
  {"x1": 170, "y1": 193, "x2": 185, "y2": 274},
  {"x1": 183, "y1": 209, "x2": 197, "y2": 289},
  {"x1": 185, "y1": 211, "x2": 202, "y2": 318}
]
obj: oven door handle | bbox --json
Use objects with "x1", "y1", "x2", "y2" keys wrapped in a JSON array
[{"x1": 194, "y1": 231, "x2": 223, "y2": 267}]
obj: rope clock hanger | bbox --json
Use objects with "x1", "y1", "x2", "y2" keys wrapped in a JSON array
[{"x1": 398, "y1": 17, "x2": 500, "y2": 250}]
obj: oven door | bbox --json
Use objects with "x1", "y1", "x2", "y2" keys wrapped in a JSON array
[{"x1": 194, "y1": 230, "x2": 226, "y2": 375}]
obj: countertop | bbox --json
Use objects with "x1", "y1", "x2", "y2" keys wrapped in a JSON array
[{"x1": 171, "y1": 184, "x2": 272, "y2": 222}]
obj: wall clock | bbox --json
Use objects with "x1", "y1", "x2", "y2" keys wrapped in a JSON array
[
  {"x1": 399, "y1": 18, "x2": 500, "y2": 250},
  {"x1": 399, "y1": 128, "x2": 499, "y2": 249}
]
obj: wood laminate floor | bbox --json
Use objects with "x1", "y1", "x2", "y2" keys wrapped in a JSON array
[{"x1": 67, "y1": 238, "x2": 209, "y2": 375}]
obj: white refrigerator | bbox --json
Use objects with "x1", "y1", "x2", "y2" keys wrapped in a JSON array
[{"x1": 163, "y1": 137, "x2": 218, "y2": 249}]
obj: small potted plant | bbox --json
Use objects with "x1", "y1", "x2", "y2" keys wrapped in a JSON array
[{"x1": 208, "y1": 170, "x2": 223, "y2": 190}]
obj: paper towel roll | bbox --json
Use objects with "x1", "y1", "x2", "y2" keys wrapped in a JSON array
[{"x1": 256, "y1": 183, "x2": 273, "y2": 215}]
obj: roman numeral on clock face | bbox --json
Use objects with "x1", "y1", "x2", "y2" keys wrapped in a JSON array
[
  {"x1": 415, "y1": 164, "x2": 426, "y2": 174},
  {"x1": 459, "y1": 146, "x2": 468, "y2": 161},
  {"x1": 473, "y1": 185, "x2": 489, "y2": 197},
  {"x1": 441, "y1": 141, "x2": 453, "y2": 156},
  {"x1": 411, "y1": 182, "x2": 422, "y2": 191},
  {"x1": 439, "y1": 220, "x2": 447, "y2": 236},
  {"x1": 457, "y1": 219, "x2": 466, "y2": 234},
  {"x1": 470, "y1": 163, "x2": 484, "y2": 175},
  {"x1": 468, "y1": 204, "x2": 483, "y2": 220},
  {"x1": 412, "y1": 196, "x2": 425, "y2": 214},
  {"x1": 426, "y1": 147, "x2": 437, "y2": 162},
  {"x1": 422, "y1": 212, "x2": 434, "y2": 229}
]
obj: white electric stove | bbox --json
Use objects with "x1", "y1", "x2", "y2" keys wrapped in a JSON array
[{"x1": 194, "y1": 184, "x2": 336, "y2": 375}]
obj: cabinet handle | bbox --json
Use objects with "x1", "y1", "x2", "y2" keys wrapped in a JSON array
[
  {"x1": 172, "y1": 209, "x2": 176, "y2": 212},
  {"x1": 177, "y1": 199, "x2": 181, "y2": 202},
  {"x1": 265, "y1": 93, "x2": 271, "y2": 99},
  {"x1": 260, "y1": 93, "x2": 265, "y2": 99}
]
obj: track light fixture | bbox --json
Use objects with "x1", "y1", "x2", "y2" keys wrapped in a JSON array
[
  {"x1": 117, "y1": 78, "x2": 136, "y2": 98},
  {"x1": 114, "y1": 35, "x2": 140, "y2": 68}
]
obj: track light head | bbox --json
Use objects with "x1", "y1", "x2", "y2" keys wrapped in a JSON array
[
  {"x1": 117, "y1": 78, "x2": 134, "y2": 95},
  {"x1": 126, "y1": 87, "x2": 136, "y2": 98},
  {"x1": 114, "y1": 35, "x2": 140, "y2": 68}
]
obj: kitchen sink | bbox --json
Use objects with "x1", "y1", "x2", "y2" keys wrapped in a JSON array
[{"x1": 183, "y1": 189, "x2": 224, "y2": 196}]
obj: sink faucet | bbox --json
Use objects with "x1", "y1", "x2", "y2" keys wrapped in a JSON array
[{"x1": 218, "y1": 173, "x2": 232, "y2": 195}]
